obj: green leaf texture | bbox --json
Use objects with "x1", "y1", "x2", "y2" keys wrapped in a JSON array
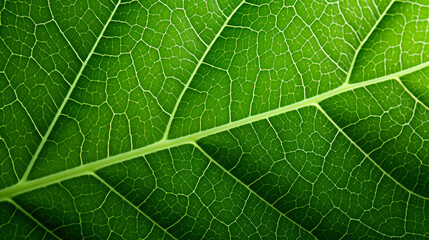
[{"x1": 0, "y1": 0, "x2": 428, "y2": 239}]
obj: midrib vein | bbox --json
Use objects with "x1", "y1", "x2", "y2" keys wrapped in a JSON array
[
  {"x1": 19, "y1": 1, "x2": 121, "y2": 182},
  {"x1": 2, "y1": 62, "x2": 427, "y2": 200}
]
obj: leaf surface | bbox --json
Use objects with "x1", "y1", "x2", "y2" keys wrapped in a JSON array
[{"x1": 0, "y1": 0, "x2": 428, "y2": 239}]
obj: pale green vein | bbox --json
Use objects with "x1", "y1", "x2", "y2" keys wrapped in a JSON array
[
  {"x1": 344, "y1": 0, "x2": 396, "y2": 84},
  {"x1": 13, "y1": 97, "x2": 43, "y2": 138},
  {"x1": 2, "y1": 63, "x2": 425, "y2": 200},
  {"x1": 8, "y1": 199, "x2": 62, "y2": 240},
  {"x1": 0, "y1": 137, "x2": 16, "y2": 181},
  {"x1": 0, "y1": 3, "x2": 5, "y2": 26},
  {"x1": 395, "y1": 76, "x2": 429, "y2": 111},
  {"x1": 19, "y1": 0, "x2": 121, "y2": 182},
  {"x1": 47, "y1": 1, "x2": 84, "y2": 63},
  {"x1": 162, "y1": 0, "x2": 246, "y2": 140},
  {"x1": 192, "y1": 143, "x2": 319, "y2": 240},
  {"x1": 315, "y1": 104, "x2": 429, "y2": 200},
  {"x1": 297, "y1": 13, "x2": 348, "y2": 75},
  {"x1": 92, "y1": 173, "x2": 179, "y2": 240}
]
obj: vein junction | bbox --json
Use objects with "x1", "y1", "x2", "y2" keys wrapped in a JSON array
[{"x1": 1, "y1": 61, "x2": 427, "y2": 200}]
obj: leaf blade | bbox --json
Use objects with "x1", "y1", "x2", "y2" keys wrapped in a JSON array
[{"x1": 1, "y1": 0, "x2": 428, "y2": 239}]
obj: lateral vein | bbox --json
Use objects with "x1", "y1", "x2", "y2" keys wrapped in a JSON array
[
  {"x1": 8, "y1": 199, "x2": 63, "y2": 240},
  {"x1": 315, "y1": 104, "x2": 429, "y2": 200},
  {"x1": 92, "y1": 173, "x2": 179, "y2": 240},
  {"x1": 344, "y1": 0, "x2": 396, "y2": 84},
  {"x1": 19, "y1": 1, "x2": 121, "y2": 182},
  {"x1": 1, "y1": 65, "x2": 421, "y2": 199},
  {"x1": 162, "y1": 0, "x2": 246, "y2": 140},
  {"x1": 193, "y1": 143, "x2": 320, "y2": 240}
]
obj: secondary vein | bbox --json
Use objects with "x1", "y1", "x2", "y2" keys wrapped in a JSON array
[
  {"x1": 19, "y1": 0, "x2": 122, "y2": 182},
  {"x1": 344, "y1": 0, "x2": 396, "y2": 84},
  {"x1": 1, "y1": 64, "x2": 423, "y2": 200},
  {"x1": 162, "y1": 0, "x2": 246, "y2": 140}
]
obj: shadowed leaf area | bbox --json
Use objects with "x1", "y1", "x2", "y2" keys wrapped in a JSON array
[{"x1": 0, "y1": 0, "x2": 428, "y2": 239}]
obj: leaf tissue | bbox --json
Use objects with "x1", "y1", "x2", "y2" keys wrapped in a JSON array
[{"x1": 0, "y1": 0, "x2": 428, "y2": 239}]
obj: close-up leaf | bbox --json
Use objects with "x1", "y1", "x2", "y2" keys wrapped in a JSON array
[{"x1": 0, "y1": 0, "x2": 428, "y2": 239}]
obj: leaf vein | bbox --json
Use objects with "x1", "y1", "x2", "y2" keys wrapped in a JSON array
[
  {"x1": 315, "y1": 104, "x2": 429, "y2": 200},
  {"x1": 19, "y1": 0, "x2": 122, "y2": 182}
]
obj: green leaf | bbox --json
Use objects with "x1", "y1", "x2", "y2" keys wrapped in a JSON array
[{"x1": 0, "y1": 0, "x2": 428, "y2": 239}]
